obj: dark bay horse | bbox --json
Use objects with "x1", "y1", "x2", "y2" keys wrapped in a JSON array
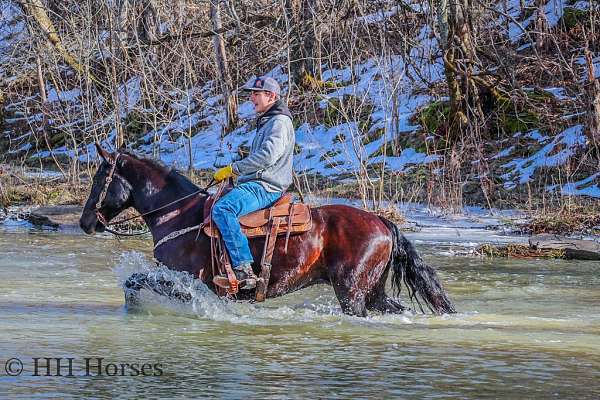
[{"x1": 79, "y1": 145, "x2": 455, "y2": 316}]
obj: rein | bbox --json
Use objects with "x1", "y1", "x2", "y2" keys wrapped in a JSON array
[{"x1": 94, "y1": 152, "x2": 216, "y2": 237}]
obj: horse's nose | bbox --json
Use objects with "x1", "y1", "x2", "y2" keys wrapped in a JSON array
[{"x1": 79, "y1": 210, "x2": 97, "y2": 234}]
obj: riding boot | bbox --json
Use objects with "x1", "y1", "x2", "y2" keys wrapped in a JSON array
[
  {"x1": 234, "y1": 263, "x2": 257, "y2": 290},
  {"x1": 213, "y1": 262, "x2": 257, "y2": 290}
]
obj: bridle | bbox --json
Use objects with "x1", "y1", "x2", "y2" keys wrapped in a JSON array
[
  {"x1": 93, "y1": 152, "x2": 216, "y2": 237},
  {"x1": 94, "y1": 152, "x2": 122, "y2": 227}
]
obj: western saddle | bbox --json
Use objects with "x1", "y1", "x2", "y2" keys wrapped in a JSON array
[{"x1": 203, "y1": 187, "x2": 312, "y2": 301}]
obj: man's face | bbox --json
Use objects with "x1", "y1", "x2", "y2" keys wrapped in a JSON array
[{"x1": 250, "y1": 90, "x2": 277, "y2": 113}]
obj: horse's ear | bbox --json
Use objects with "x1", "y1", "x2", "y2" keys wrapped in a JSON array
[{"x1": 95, "y1": 142, "x2": 112, "y2": 163}]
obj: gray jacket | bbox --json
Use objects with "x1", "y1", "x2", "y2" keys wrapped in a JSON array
[{"x1": 232, "y1": 103, "x2": 295, "y2": 193}]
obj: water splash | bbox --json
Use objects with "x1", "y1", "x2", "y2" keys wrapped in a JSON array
[
  {"x1": 113, "y1": 251, "x2": 237, "y2": 320},
  {"x1": 112, "y1": 251, "x2": 427, "y2": 327}
]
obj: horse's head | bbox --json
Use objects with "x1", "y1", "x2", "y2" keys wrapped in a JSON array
[{"x1": 79, "y1": 143, "x2": 134, "y2": 234}]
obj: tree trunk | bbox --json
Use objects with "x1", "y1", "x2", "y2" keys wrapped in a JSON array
[
  {"x1": 36, "y1": 51, "x2": 67, "y2": 178},
  {"x1": 136, "y1": 0, "x2": 159, "y2": 43},
  {"x1": 223, "y1": 0, "x2": 241, "y2": 35},
  {"x1": 284, "y1": 0, "x2": 320, "y2": 89},
  {"x1": 17, "y1": 0, "x2": 105, "y2": 88},
  {"x1": 436, "y1": 0, "x2": 449, "y2": 49},
  {"x1": 534, "y1": 0, "x2": 548, "y2": 53},
  {"x1": 210, "y1": 0, "x2": 238, "y2": 133},
  {"x1": 439, "y1": 0, "x2": 481, "y2": 144},
  {"x1": 116, "y1": 0, "x2": 159, "y2": 44},
  {"x1": 585, "y1": 48, "x2": 600, "y2": 162},
  {"x1": 106, "y1": 8, "x2": 125, "y2": 149}
]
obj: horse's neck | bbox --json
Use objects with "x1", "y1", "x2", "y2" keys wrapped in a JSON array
[
  {"x1": 141, "y1": 190, "x2": 206, "y2": 231},
  {"x1": 123, "y1": 166, "x2": 206, "y2": 238}
]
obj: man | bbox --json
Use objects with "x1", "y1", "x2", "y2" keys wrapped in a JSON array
[{"x1": 212, "y1": 76, "x2": 295, "y2": 290}]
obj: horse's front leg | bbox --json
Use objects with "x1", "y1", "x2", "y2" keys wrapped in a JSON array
[
  {"x1": 124, "y1": 272, "x2": 147, "y2": 307},
  {"x1": 123, "y1": 271, "x2": 193, "y2": 307}
]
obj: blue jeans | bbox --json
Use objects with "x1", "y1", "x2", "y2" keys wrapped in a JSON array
[{"x1": 211, "y1": 181, "x2": 282, "y2": 268}]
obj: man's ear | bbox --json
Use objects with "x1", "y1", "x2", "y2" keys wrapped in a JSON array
[{"x1": 95, "y1": 142, "x2": 112, "y2": 163}]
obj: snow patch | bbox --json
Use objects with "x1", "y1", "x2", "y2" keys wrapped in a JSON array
[
  {"x1": 543, "y1": 0, "x2": 566, "y2": 27},
  {"x1": 47, "y1": 88, "x2": 81, "y2": 103},
  {"x1": 119, "y1": 76, "x2": 141, "y2": 112},
  {"x1": 370, "y1": 148, "x2": 441, "y2": 171},
  {"x1": 543, "y1": 87, "x2": 569, "y2": 100},
  {"x1": 492, "y1": 146, "x2": 515, "y2": 159},
  {"x1": 0, "y1": 1, "x2": 26, "y2": 67},
  {"x1": 357, "y1": 6, "x2": 401, "y2": 24},
  {"x1": 526, "y1": 130, "x2": 550, "y2": 143},
  {"x1": 501, "y1": 125, "x2": 586, "y2": 187},
  {"x1": 547, "y1": 173, "x2": 600, "y2": 198}
]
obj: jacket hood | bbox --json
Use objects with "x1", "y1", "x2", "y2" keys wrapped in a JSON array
[{"x1": 256, "y1": 99, "x2": 292, "y2": 129}]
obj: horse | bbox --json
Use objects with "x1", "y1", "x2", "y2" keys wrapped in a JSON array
[{"x1": 79, "y1": 144, "x2": 455, "y2": 317}]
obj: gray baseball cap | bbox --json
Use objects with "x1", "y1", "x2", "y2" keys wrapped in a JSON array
[{"x1": 243, "y1": 76, "x2": 281, "y2": 96}]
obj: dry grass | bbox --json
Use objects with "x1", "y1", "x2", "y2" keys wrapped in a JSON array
[
  {"x1": 520, "y1": 207, "x2": 600, "y2": 235},
  {"x1": 373, "y1": 204, "x2": 406, "y2": 225},
  {"x1": 1, "y1": 180, "x2": 86, "y2": 207},
  {"x1": 0, "y1": 166, "x2": 88, "y2": 208},
  {"x1": 476, "y1": 243, "x2": 566, "y2": 259}
]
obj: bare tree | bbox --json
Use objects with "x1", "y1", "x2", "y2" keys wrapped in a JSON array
[
  {"x1": 210, "y1": 0, "x2": 238, "y2": 133},
  {"x1": 585, "y1": 47, "x2": 600, "y2": 163},
  {"x1": 437, "y1": 0, "x2": 483, "y2": 144},
  {"x1": 17, "y1": 0, "x2": 104, "y2": 87},
  {"x1": 284, "y1": 0, "x2": 320, "y2": 89}
]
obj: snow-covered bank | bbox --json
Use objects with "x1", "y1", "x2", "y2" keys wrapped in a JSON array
[
  {"x1": 1, "y1": 0, "x2": 599, "y2": 204},
  {"x1": 312, "y1": 197, "x2": 530, "y2": 247}
]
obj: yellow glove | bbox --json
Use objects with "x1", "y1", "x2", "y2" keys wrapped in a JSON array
[{"x1": 213, "y1": 165, "x2": 236, "y2": 182}]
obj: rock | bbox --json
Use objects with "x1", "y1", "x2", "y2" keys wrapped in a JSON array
[
  {"x1": 529, "y1": 234, "x2": 600, "y2": 261},
  {"x1": 25, "y1": 213, "x2": 59, "y2": 228},
  {"x1": 28, "y1": 205, "x2": 83, "y2": 229}
]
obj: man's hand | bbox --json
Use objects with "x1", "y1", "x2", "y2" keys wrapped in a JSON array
[{"x1": 213, "y1": 165, "x2": 235, "y2": 182}]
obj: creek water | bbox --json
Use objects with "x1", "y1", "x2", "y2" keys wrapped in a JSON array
[{"x1": 1, "y1": 225, "x2": 599, "y2": 399}]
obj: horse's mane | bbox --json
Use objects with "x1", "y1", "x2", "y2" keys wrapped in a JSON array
[{"x1": 122, "y1": 150, "x2": 200, "y2": 192}]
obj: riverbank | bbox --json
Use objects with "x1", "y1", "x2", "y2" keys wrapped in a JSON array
[
  {"x1": 4, "y1": 197, "x2": 600, "y2": 261},
  {"x1": 2, "y1": 162, "x2": 599, "y2": 260}
]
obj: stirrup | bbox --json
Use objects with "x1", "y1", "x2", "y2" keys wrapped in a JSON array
[
  {"x1": 213, "y1": 275, "x2": 256, "y2": 290},
  {"x1": 213, "y1": 268, "x2": 257, "y2": 291}
]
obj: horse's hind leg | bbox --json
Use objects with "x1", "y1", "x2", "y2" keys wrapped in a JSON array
[
  {"x1": 330, "y1": 263, "x2": 386, "y2": 317},
  {"x1": 379, "y1": 297, "x2": 406, "y2": 313},
  {"x1": 331, "y1": 282, "x2": 368, "y2": 317},
  {"x1": 333, "y1": 280, "x2": 406, "y2": 316},
  {"x1": 329, "y1": 257, "x2": 391, "y2": 317},
  {"x1": 365, "y1": 270, "x2": 407, "y2": 314},
  {"x1": 366, "y1": 291, "x2": 407, "y2": 314}
]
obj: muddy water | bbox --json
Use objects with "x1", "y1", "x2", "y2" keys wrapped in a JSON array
[{"x1": 1, "y1": 226, "x2": 599, "y2": 399}]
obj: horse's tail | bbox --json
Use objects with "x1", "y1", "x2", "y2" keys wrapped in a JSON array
[{"x1": 379, "y1": 216, "x2": 456, "y2": 314}]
